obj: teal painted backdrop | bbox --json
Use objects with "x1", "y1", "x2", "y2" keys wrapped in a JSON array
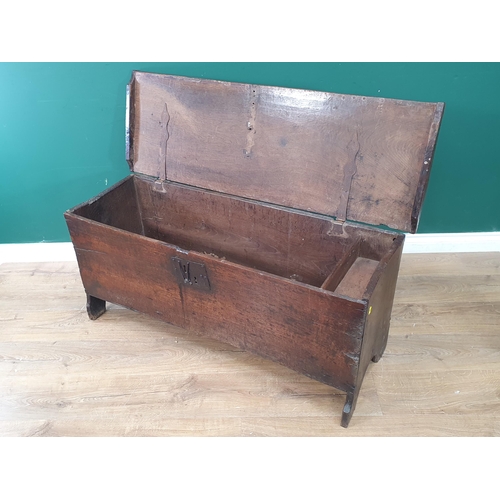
[{"x1": 1, "y1": 63, "x2": 499, "y2": 243}]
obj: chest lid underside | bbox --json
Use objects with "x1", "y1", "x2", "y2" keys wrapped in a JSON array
[{"x1": 126, "y1": 71, "x2": 444, "y2": 234}]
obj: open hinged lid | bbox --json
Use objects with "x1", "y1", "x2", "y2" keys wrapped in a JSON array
[{"x1": 126, "y1": 71, "x2": 444, "y2": 233}]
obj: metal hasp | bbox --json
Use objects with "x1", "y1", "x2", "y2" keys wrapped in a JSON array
[{"x1": 172, "y1": 257, "x2": 211, "y2": 291}]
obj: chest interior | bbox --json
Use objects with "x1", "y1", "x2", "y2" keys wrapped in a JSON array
[{"x1": 73, "y1": 174, "x2": 401, "y2": 301}]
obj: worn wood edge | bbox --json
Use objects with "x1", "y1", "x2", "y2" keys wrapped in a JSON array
[
  {"x1": 3, "y1": 232, "x2": 499, "y2": 266},
  {"x1": 125, "y1": 73, "x2": 136, "y2": 170},
  {"x1": 410, "y1": 102, "x2": 445, "y2": 234},
  {"x1": 363, "y1": 234, "x2": 405, "y2": 301},
  {"x1": 63, "y1": 175, "x2": 134, "y2": 215},
  {"x1": 132, "y1": 70, "x2": 444, "y2": 109}
]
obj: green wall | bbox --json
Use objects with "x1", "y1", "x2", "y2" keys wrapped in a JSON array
[{"x1": 1, "y1": 63, "x2": 499, "y2": 243}]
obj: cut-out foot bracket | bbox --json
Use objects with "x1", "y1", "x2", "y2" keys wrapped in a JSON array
[
  {"x1": 86, "y1": 294, "x2": 106, "y2": 320},
  {"x1": 341, "y1": 387, "x2": 360, "y2": 428}
]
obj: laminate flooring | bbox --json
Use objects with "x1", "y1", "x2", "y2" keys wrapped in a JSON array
[{"x1": 0, "y1": 253, "x2": 499, "y2": 436}]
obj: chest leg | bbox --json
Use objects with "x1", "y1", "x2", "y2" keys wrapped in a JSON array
[
  {"x1": 86, "y1": 294, "x2": 106, "y2": 320},
  {"x1": 341, "y1": 386, "x2": 361, "y2": 428}
]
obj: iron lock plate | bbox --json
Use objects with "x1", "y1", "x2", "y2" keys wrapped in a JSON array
[{"x1": 171, "y1": 257, "x2": 211, "y2": 291}]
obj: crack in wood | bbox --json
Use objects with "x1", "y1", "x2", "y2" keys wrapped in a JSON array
[
  {"x1": 337, "y1": 130, "x2": 360, "y2": 222},
  {"x1": 158, "y1": 102, "x2": 170, "y2": 180}
]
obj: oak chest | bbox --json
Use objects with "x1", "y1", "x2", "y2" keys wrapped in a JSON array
[{"x1": 65, "y1": 71, "x2": 444, "y2": 427}]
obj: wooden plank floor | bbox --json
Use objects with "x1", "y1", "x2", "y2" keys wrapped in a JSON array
[{"x1": 0, "y1": 253, "x2": 499, "y2": 436}]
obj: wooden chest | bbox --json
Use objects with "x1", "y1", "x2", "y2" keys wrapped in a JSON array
[{"x1": 64, "y1": 71, "x2": 444, "y2": 427}]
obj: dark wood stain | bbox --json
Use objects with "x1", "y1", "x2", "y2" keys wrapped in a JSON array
[
  {"x1": 65, "y1": 71, "x2": 444, "y2": 427},
  {"x1": 129, "y1": 72, "x2": 444, "y2": 233}
]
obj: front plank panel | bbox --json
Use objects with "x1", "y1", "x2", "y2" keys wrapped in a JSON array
[
  {"x1": 65, "y1": 212, "x2": 365, "y2": 392},
  {"x1": 65, "y1": 213, "x2": 186, "y2": 328}
]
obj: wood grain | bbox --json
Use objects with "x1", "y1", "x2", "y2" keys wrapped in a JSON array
[
  {"x1": 66, "y1": 174, "x2": 407, "y2": 427},
  {"x1": 1, "y1": 251, "x2": 499, "y2": 436},
  {"x1": 129, "y1": 72, "x2": 444, "y2": 233},
  {"x1": 65, "y1": 212, "x2": 367, "y2": 394},
  {"x1": 335, "y1": 257, "x2": 379, "y2": 299},
  {"x1": 131, "y1": 175, "x2": 397, "y2": 287},
  {"x1": 69, "y1": 175, "x2": 399, "y2": 288}
]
